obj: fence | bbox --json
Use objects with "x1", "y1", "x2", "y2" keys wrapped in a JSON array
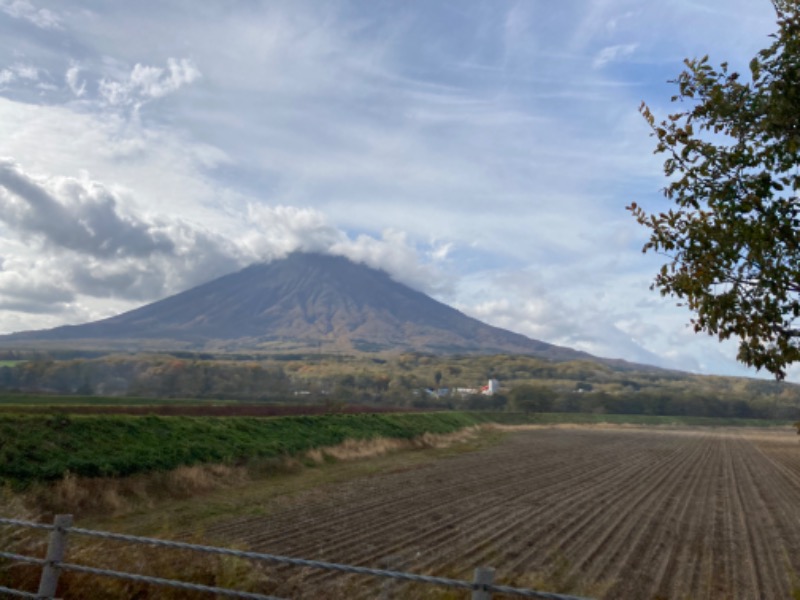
[{"x1": 0, "y1": 515, "x2": 591, "y2": 600}]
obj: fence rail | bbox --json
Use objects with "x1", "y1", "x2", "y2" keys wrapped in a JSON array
[{"x1": 0, "y1": 515, "x2": 592, "y2": 600}]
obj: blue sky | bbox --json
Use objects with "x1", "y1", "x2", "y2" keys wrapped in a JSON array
[{"x1": 0, "y1": 0, "x2": 792, "y2": 379}]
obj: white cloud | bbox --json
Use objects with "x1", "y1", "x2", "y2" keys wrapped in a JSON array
[
  {"x1": 0, "y1": 0, "x2": 60, "y2": 30},
  {"x1": 241, "y1": 205, "x2": 450, "y2": 295},
  {"x1": 0, "y1": 159, "x2": 244, "y2": 309},
  {"x1": 0, "y1": 64, "x2": 42, "y2": 87},
  {"x1": 0, "y1": 158, "x2": 176, "y2": 258},
  {"x1": 13, "y1": 64, "x2": 39, "y2": 80},
  {"x1": 242, "y1": 204, "x2": 346, "y2": 261},
  {"x1": 65, "y1": 64, "x2": 85, "y2": 97},
  {"x1": 0, "y1": 263, "x2": 74, "y2": 305},
  {"x1": 450, "y1": 263, "x2": 760, "y2": 377},
  {"x1": 99, "y1": 58, "x2": 201, "y2": 107},
  {"x1": 0, "y1": 96, "x2": 233, "y2": 226},
  {"x1": 0, "y1": 253, "x2": 78, "y2": 320},
  {"x1": 331, "y1": 229, "x2": 453, "y2": 296},
  {"x1": 593, "y1": 43, "x2": 638, "y2": 68},
  {"x1": 133, "y1": 58, "x2": 201, "y2": 98}
]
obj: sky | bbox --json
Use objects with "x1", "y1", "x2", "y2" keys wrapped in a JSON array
[{"x1": 0, "y1": 0, "x2": 794, "y2": 381}]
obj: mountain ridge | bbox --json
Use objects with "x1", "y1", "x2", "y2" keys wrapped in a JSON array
[{"x1": 0, "y1": 253, "x2": 599, "y2": 362}]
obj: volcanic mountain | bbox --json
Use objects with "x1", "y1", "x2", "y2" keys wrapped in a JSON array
[{"x1": 2, "y1": 253, "x2": 592, "y2": 360}]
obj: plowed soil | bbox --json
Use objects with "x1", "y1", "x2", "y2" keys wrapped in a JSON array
[{"x1": 204, "y1": 426, "x2": 800, "y2": 599}]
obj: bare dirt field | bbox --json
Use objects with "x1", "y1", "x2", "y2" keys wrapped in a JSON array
[{"x1": 198, "y1": 425, "x2": 800, "y2": 599}]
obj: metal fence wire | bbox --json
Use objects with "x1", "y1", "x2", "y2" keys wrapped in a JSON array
[{"x1": 0, "y1": 515, "x2": 593, "y2": 600}]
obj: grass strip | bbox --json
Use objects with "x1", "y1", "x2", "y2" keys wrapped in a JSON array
[{"x1": 0, "y1": 412, "x2": 481, "y2": 484}]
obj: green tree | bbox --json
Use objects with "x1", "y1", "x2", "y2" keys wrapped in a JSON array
[
  {"x1": 510, "y1": 384, "x2": 555, "y2": 413},
  {"x1": 629, "y1": 2, "x2": 800, "y2": 378}
]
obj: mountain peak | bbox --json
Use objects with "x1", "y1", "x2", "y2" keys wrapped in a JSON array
[{"x1": 1, "y1": 253, "x2": 590, "y2": 360}]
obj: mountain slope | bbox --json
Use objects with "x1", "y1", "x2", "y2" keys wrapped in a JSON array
[{"x1": 2, "y1": 253, "x2": 592, "y2": 360}]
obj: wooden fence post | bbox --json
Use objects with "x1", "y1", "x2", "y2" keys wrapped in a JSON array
[
  {"x1": 379, "y1": 555, "x2": 402, "y2": 600},
  {"x1": 37, "y1": 514, "x2": 73, "y2": 600},
  {"x1": 472, "y1": 566, "x2": 494, "y2": 600}
]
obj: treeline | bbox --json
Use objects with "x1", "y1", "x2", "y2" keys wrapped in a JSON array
[
  {"x1": 504, "y1": 384, "x2": 799, "y2": 421},
  {"x1": 1, "y1": 352, "x2": 799, "y2": 420},
  {"x1": 0, "y1": 356, "x2": 291, "y2": 400}
]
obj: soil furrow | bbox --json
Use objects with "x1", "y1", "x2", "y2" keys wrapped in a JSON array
[
  {"x1": 565, "y1": 434, "x2": 713, "y2": 597},
  {"x1": 181, "y1": 426, "x2": 800, "y2": 600},
  {"x1": 733, "y1": 435, "x2": 793, "y2": 598},
  {"x1": 291, "y1": 432, "x2": 643, "y2": 585},
  {"x1": 229, "y1": 432, "x2": 631, "y2": 559},
  {"x1": 400, "y1": 434, "x2": 660, "y2": 577},
  {"x1": 647, "y1": 436, "x2": 719, "y2": 599},
  {"x1": 499, "y1": 431, "x2": 698, "y2": 580}
]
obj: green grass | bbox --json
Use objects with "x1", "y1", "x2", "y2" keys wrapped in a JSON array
[
  {"x1": 0, "y1": 361, "x2": 25, "y2": 367},
  {"x1": 0, "y1": 412, "x2": 482, "y2": 485}
]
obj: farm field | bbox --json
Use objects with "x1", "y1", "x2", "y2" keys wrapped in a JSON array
[{"x1": 193, "y1": 425, "x2": 800, "y2": 599}]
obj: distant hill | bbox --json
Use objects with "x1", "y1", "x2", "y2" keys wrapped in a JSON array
[{"x1": 0, "y1": 253, "x2": 600, "y2": 362}]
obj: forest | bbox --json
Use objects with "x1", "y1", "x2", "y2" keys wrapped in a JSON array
[{"x1": 1, "y1": 350, "x2": 798, "y2": 420}]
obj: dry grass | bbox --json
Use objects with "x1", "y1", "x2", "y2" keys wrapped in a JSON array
[
  {"x1": 0, "y1": 525, "x2": 272, "y2": 599},
  {"x1": 1, "y1": 479, "x2": 271, "y2": 598},
  {"x1": 306, "y1": 427, "x2": 480, "y2": 463},
  {"x1": 28, "y1": 463, "x2": 252, "y2": 519}
]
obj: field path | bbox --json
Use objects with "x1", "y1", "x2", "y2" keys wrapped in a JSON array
[{"x1": 201, "y1": 426, "x2": 800, "y2": 599}]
